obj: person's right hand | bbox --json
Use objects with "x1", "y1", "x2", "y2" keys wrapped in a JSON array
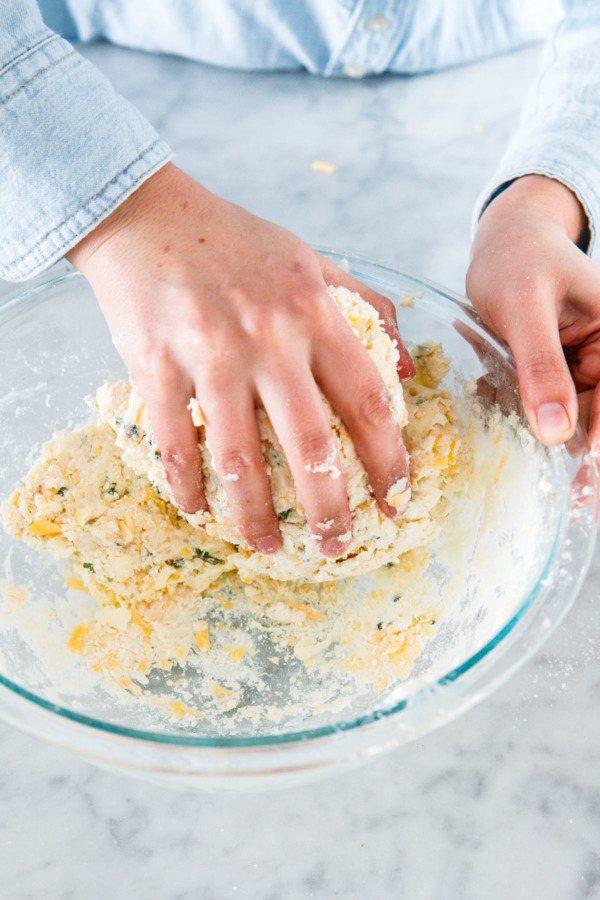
[{"x1": 67, "y1": 163, "x2": 413, "y2": 557}]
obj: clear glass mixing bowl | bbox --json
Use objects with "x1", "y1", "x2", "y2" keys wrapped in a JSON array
[{"x1": 0, "y1": 251, "x2": 596, "y2": 791}]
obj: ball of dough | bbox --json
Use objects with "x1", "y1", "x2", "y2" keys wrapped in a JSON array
[{"x1": 95, "y1": 286, "x2": 458, "y2": 582}]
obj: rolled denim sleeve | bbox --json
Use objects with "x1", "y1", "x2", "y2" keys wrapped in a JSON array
[
  {"x1": 0, "y1": 1, "x2": 172, "y2": 280},
  {"x1": 473, "y1": 0, "x2": 600, "y2": 258}
]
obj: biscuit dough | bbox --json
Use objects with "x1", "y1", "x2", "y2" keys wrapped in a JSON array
[
  {"x1": 94, "y1": 285, "x2": 467, "y2": 582},
  {"x1": 2, "y1": 286, "x2": 471, "y2": 703}
]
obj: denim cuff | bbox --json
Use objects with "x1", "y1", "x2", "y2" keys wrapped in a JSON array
[
  {"x1": 0, "y1": 30, "x2": 173, "y2": 280},
  {"x1": 472, "y1": 118, "x2": 600, "y2": 259}
]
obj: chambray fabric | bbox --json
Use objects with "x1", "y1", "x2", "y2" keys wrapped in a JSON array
[
  {"x1": 0, "y1": 1, "x2": 172, "y2": 280},
  {"x1": 1, "y1": 1, "x2": 599, "y2": 279}
]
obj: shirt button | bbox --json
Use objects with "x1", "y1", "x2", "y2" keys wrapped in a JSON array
[
  {"x1": 365, "y1": 15, "x2": 391, "y2": 32},
  {"x1": 342, "y1": 63, "x2": 366, "y2": 78}
]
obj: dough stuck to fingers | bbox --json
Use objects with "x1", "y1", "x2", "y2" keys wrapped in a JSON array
[{"x1": 92, "y1": 286, "x2": 467, "y2": 582}]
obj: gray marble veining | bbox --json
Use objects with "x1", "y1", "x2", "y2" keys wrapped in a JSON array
[{"x1": 1, "y1": 40, "x2": 599, "y2": 900}]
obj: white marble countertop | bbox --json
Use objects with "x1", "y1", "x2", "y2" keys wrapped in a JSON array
[{"x1": 2, "y1": 40, "x2": 600, "y2": 900}]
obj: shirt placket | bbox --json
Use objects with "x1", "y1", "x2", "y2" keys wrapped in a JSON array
[{"x1": 325, "y1": 0, "x2": 414, "y2": 77}]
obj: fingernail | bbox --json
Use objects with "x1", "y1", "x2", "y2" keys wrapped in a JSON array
[
  {"x1": 320, "y1": 537, "x2": 349, "y2": 557},
  {"x1": 536, "y1": 402, "x2": 571, "y2": 443},
  {"x1": 254, "y1": 535, "x2": 280, "y2": 555}
]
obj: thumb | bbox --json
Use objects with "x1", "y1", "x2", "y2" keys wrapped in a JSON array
[
  {"x1": 502, "y1": 303, "x2": 577, "y2": 446},
  {"x1": 316, "y1": 254, "x2": 416, "y2": 380}
]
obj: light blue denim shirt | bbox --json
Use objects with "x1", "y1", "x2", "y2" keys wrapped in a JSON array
[{"x1": 1, "y1": 1, "x2": 599, "y2": 280}]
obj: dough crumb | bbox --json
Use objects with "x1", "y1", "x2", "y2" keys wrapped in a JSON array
[
  {"x1": 386, "y1": 477, "x2": 411, "y2": 512},
  {"x1": 310, "y1": 160, "x2": 338, "y2": 174}
]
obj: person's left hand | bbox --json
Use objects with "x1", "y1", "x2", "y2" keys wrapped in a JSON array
[{"x1": 467, "y1": 173, "x2": 600, "y2": 455}]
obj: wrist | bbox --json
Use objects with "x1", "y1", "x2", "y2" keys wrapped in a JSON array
[
  {"x1": 66, "y1": 162, "x2": 185, "y2": 270},
  {"x1": 481, "y1": 174, "x2": 590, "y2": 249}
]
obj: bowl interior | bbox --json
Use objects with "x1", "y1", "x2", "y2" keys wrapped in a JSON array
[{"x1": 0, "y1": 256, "x2": 595, "y2": 747}]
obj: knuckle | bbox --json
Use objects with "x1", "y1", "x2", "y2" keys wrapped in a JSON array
[
  {"x1": 311, "y1": 512, "x2": 350, "y2": 539},
  {"x1": 202, "y1": 348, "x2": 242, "y2": 391},
  {"x1": 286, "y1": 285, "x2": 333, "y2": 330},
  {"x1": 134, "y1": 346, "x2": 180, "y2": 396},
  {"x1": 161, "y1": 446, "x2": 200, "y2": 472},
  {"x1": 295, "y1": 428, "x2": 334, "y2": 467},
  {"x1": 522, "y1": 349, "x2": 568, "y2": 384},
  {"x1": 217, "y1": 448, "x2": 260, "y2": 476},
  {"x1": 357, "y1": 382, "x2": 394, "y2": 428},
  {"x1": 155, "y1": 365, "x2": 182, "y2": 397},
  {"x1": 312, "y1": 294, "x2": 343, "y2": 335},
  {"x1": 241, "y1": 514, "x2": 278, "y2": 542},
  {"x1": 235, "y1": 298, "x2": 272, "y2": 340},
  {"x1": 179, "y1": 313, "x2": 211, "y2": 351},
  {"x1": 202, "y1": 364, "x2": 228, "y2": 393},
  {"x1": 309, "y1": 289, "x2": 334, "y2": 319},
  {"x1": 128, "y1": 345, "x2": 156, "y2": 383}
]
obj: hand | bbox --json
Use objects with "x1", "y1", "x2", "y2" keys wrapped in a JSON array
[
  {"x1": 467, "y1": 174, "x2": 600, "y2": 454},
  {"x1": 67, "y1": 163, "x2": 414, "y2": 556}
]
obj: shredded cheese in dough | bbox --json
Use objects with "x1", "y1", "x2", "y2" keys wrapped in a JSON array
[{"x1": 2, "y1": 289, "x2": 472, "y2": 725}]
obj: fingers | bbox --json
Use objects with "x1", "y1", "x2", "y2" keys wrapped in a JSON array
[
  {"x1": 199, "y1": 385, "x2": 282, "y2": 554},
  {"x1": 141, "y1": 375, "x2": 207, "y2": 515},
  {"x1": 493, "y1": 296, "x2": 578, "y2": 446},
  {"x1": 256, "y1": 365, "x2": 353, "y2": 557},
  {"x1": 317, "y1": 254, "x2": 415, "y2": 380},
  {"x1": 312, "y1": 316, "x2": 410, "y2": 516}
]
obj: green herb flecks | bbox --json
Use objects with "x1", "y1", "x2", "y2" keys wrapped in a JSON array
[
  {"x1": 82, "y1": 562, "x2": 95, "y2": 572},
  {"x1": 414, "y1": 344, "x2": 430, "y2": 360},
  {"x1": 193, "y1": 548, "x2": 223, "y2": 565},
  {"x1": 124, "y1": 423, "x2": 139, "y2": 439},
  {"x1": 278, "y1": 509, "x2": 293, "y2": 521},
  {"x1": 167, "y1": 558, "x2": 186, "y2": 568},
  {"x1": 56, "y1": 486, "x2": 68, "y2": 496}
]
